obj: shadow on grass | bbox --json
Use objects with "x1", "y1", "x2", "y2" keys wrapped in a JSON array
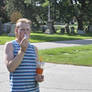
[
  {"x1": 31, "y1": 34, "x2": 82, "y2": 42},
  {"x1": 31, "y1": 33, "x2": 92, "y2": 45},
  {"x1": 79, "y1": 33, "x2": 92, "y2": 37}
]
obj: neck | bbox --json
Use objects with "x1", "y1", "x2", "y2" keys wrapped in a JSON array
[
  {"x1": 16, "y1": 38, "x2": 29, "y2": 44},
  {"x1": 16, "y1": 38, "x2": 22, "y2": 44}
]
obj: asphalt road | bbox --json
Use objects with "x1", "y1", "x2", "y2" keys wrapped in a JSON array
[{"x1": 0, "y1": 39, "x2": 92, "y2": 92}]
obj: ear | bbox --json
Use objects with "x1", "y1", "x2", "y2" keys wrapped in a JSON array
[
  {"x1": 15, "y1": 28, "x2": 19, "y2": 38},
  {"x1": 15, "y1": 28, "x2": 18, "y2": 34}
]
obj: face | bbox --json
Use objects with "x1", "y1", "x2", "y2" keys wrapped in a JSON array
[{"x1": 15, "y1": 23, "x2": 31, "y2": 40}]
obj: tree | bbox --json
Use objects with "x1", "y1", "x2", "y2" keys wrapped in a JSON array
[
  {"x1": 0, "y1": 0, "x2": 8, "y2": 22},
  {"x1": 6, "y1": 0, "x2": 48, "y2": 30},
  {"x1": 72, "y1": 0, "x2": 92, "y2": 30},
  {"x1": 25, "y1": 0, "x2": 56, "y2": 33},
  {"x1": 58, "y1": 0, "x2": 74, "y2": 24},
  {"x1": 5, "y1": 0, "x2": 25, "y2": 18}
]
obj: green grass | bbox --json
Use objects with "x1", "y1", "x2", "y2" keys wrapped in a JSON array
[
  {"x1": 0, "y1": 32, "x2": 92, "y2": 44},
  {"x1": 39, "y1": 45, "x2": 92, "y2": 66}
]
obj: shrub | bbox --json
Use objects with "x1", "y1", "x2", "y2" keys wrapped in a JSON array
[{"x1": 10, "y1": 11, "x2": 23, "y2": 23}]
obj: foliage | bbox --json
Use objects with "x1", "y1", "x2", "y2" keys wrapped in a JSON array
[
  {"x1": 0, "y1": 0, "x2": 8, "y2": 23},
  {"x1": 1, "y1": 32, "x2": 92, "y2": 44},
  {"x1": 5, "y1": 0, "x2": 25, "y2": 18},
  {"x1": 42, "y1": 0, "x2": 49, "y2": 7},
  {"x1": 10, "y1": 11, "x2": 23, "y2": 23},
  {"x1": 57, "y1": 0, "x2": 74, "y2": 23},
  {"x1": 3, "y1": 0, "x2": 92, "y2": 31},
  {"x1": 73, "y1": 0, "x2": 92, "y2": 29}
]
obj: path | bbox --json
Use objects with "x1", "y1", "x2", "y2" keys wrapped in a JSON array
[{"x1": 0, "y1": 39, "x2": 92, "y2": 92}]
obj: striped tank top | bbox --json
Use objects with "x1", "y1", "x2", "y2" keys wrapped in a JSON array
[{"x1": 10, "y1": 40, "x2": 39, "y2": 92}]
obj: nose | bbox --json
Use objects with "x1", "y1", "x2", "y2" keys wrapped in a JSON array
[{"x1": 24, "y1": 31, "x2": 27, "y2": 34}]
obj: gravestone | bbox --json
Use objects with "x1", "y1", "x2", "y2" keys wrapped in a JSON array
[
  {"x1": 45, "y1": 20, "x2": 55, "y2": 34},
  {"x1": 88, "y1": 25, "x2": 92, "y2": 32},
  {"x1": 8, "y1": 24, "x2": 15, "y2": 36},
  {"x1": 77, "y1": 30, "x2": 85, "y2": 34},
  {"x1": 3, "y1": 24, "x2": 7, "y2": 33},
  {"x1": 0, "y1": 21, "x2": 3, "y2": 35},
  {"x1": 70, "y1": 27, "x2": 75, "y2": 34},
  {"x1": 3, "y1": 23, "x2": 11, "y2": 33},
  {"x1": 61, "y1": 28, "x2": 65, "y2": 34},
  {"x1": 45, "y1": 29, "x2": 51, "y2": 34},
  {"x1": 42, "y1": 25, "x2": 48, "y2": 33}
]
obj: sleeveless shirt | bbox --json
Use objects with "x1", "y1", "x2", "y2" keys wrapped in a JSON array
[{"x1": 10, "y1": 40, "x2": 39, "y2": 92}]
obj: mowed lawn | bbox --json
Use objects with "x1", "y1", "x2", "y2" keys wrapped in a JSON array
[
  {"x1": 1, "y1": 32, "x2": 92, "y2": 66},
  {"x1": 39, "y1": 45, "x2": 92, "y2": 66},
  {"x1": 0, "y1": 32, "x2": 92, "y2": 44}
]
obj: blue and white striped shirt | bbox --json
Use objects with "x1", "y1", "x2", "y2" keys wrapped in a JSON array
[{"x1": 10, "y1": 40, "x2": 39, "y2": 92}]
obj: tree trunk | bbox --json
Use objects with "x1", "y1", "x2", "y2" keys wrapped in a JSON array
[
  {"x1": 65, "y1": 23, "x2": 70, "y2": 34},
  {"x1": 76, "y1": 16, "x2": 83, "y2": 30},
  {"x1": 47, "y1": 20, "x2": 56, "y2": 34}
]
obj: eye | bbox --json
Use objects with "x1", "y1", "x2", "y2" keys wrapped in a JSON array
[
  {"x1": 20, "y1": 29, "x2": 25, "y2": 31},
  {"x1": 27, "y1": 29, "x2": 30, "y2": 31}
]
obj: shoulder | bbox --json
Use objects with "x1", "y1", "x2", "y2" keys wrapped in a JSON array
[
  {"x1": 5, "y1": 41, "x2": 13, "y2": 47},
  {"x1": 5, "y1": 41, "x2": 13, "y2": 51},
  {"x1": 33, "y1": 45, "x2": 38, "y2": 50}
]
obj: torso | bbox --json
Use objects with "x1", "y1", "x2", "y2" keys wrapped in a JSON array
[{"x1": 10, "y1": 40, "x2": 39, "y2": 92}]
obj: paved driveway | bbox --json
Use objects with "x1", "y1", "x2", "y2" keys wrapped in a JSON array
[{"x1": 0, "y1": 39, "x2": 92, "y2": 92}]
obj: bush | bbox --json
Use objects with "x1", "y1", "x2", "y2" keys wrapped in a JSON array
[{"x1": 10, "y1": 11, "x2": 23, "y2": 23}]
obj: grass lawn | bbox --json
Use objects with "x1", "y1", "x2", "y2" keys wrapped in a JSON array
[
  {"x1": 39, "y1": 45, "x2": 92, "y2": 66},
  {"x1": 0, "y1": 32, "x2": 92, "y2": 44}
]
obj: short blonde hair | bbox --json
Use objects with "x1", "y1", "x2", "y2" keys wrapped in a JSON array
[{"x1": 16, "y1": 18, "x2": 32, "y2": 28}]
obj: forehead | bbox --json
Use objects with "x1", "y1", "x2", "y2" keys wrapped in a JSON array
[{"x1": 16, "y1": 22, "x2": 30, "y2": 29}]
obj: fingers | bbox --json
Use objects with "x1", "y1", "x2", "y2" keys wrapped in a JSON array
[
  {"x1": 20, "y1": 39, "x2": 28, "y2": 52},
  {"x1": 35, "y1": 75, "x2": 44, "y2": 82},
  {"x1": 20, "y1": 39, "x2": 28, "y2": 47}
]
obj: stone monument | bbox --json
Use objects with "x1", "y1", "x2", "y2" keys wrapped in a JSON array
[
  {"x1": 88, "y1": 25, "x2": 92, "y2": 32},
  {"x1": 77, "y1": 30, "x2": 85, "y2": 34},
  {"x1": 8, "y1": 24, "x2": 15, "y2": 36},
  {"x1": 3, "y1": 23, "x2": 11, "y2": 33},
  {"x1": 45, "y1": 20, "x2": 54, "y2": 34},
  {"x1": 0, "y1": 21, "x2": 3, "y2": 35}
]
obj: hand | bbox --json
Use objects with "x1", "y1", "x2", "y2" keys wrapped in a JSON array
[
  {"x1": 35, "y1": 74, "x2": 44, "y2": 82},
  {"x1": 20, "y1": 38, "x2": 28, "y2": 52}
]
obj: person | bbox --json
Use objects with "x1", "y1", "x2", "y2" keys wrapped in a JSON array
[{"x1": 4, "y1": 18, "x2": 44, "y2": 92}]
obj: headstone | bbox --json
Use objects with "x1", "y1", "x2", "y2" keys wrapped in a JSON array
[
  {"x1": 3, "y1": 24, "x2": 8, "y2": 33},
  {"x1": 88, "y1": 25, "x2": 92, "y2": 32},
  {"x1": 46, "y1": 20, "x2": 55, "y2": 34},
  {"x1": 0, "y1": 21, "x2": 3, "y2": 35},
  {"x1": 61, "y1": 28, "x2": 65, "y2": 34},
  {"x1": 77, "y1": 30, "x2": 85, "y2": 34},
  {"x1": 42, "y1": 25, "x2": 48, "y2": 33},
  {"x1": 2, "y1": 23, "x2": 11, "y2": 34},
  {"x1": 8, "y1": 24, "x2": 15, "y2": 36},
  {"x1": 70, "y1": 27, "x2": 75, "y2": 34},
  {"x1": 45, "y1": 29, "x2": 51, "y2": 34}
]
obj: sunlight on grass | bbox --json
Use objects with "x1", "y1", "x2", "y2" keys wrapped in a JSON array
[
  {"x1": 39, "y1": 45, "x2": 92, "y2": 66},
  {"x1": 0, "y1": 32, "x2": 92, "y2": 44}
]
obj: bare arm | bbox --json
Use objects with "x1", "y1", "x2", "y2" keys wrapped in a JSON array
[
  {"x1": 4, "y1": 42, "x2": 25, "y2": 72},
  {"x1": 4, "y1": 39, "x2": 28, "y2": 72}
]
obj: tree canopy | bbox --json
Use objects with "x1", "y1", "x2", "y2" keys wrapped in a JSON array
[{"x1": 0, "y1": 0, "x2": 91, "y2": 31}]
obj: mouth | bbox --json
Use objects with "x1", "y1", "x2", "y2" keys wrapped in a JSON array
[{"x1": 24, "y1": 34, "x2": 28, "y2": 39}]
